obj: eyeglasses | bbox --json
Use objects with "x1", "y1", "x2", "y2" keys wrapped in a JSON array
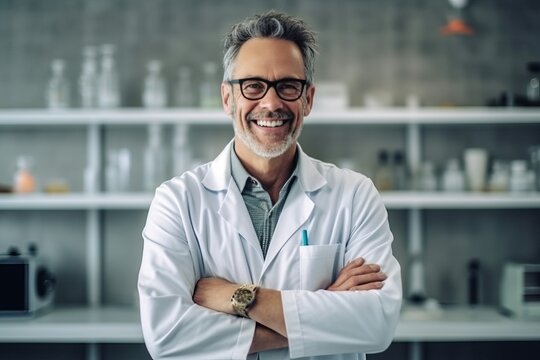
[{"x1": 228, "y1": 77, "x2": 308, "y2": 101}]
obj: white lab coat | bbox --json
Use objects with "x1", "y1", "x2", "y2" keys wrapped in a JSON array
[{"x1": 138, "y1": 141, "x2": 402, "y2": 360}]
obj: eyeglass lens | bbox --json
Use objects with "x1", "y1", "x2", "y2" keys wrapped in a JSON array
[{"x1": 240, "y1": 79, "x2": 304, "y2": 100}]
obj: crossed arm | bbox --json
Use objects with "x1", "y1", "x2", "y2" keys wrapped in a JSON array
[{"x1": 193, "y1": 257, "x2": 387, "y2": 354}]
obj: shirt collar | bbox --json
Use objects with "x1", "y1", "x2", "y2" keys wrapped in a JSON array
[
  {"x1": 230, "y1": 141, "x2": 299, "y2": 192},
  {"x1": 230, "y1": 144, "x2": 254, "y2": 191}
]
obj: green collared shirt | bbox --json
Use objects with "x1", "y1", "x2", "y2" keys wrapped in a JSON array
[{"x1": 230, "y1": 145, "x2": 297, "y2": 258}]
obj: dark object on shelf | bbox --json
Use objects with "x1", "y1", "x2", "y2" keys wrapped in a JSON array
[
  {"x1": 486, "y1": 92, "x2": 540, "y2": 107},
  {"x1": 408, "y1": 292, "x2": 427, "y2": 304},
  {"x1": 0, "y1": 184, "x2": 12, "y2": 193},
  {"x1": 468, "y1": 258, "x2": 480, "y2": 305},
  {"x1": 0, "y1": 245, "x2": 56, "y2": 316}
]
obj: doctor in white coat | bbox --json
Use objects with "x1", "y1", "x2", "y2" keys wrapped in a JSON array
[{"x1": 138, "y1": 11, "x2": 402, "y2": 360}]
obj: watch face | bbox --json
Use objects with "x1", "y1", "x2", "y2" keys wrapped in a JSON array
[{"x1": 235, "y1": 288, "x2": 254, "y2": 303}]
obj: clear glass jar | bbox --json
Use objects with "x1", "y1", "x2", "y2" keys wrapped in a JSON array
[
  {"x1": 79, "y1": 46, "x2": 98, "y2": 108},
  {"x1": 142, "y1": 60, "x2": 167, "y2": 108},
  {"x1": 488, "y1": 160, "x2": 510, "y2": 192},
  {"x1": 175, "y1": 66, "x2": 194, "y2": 107},
  {"x1": 441, "y1": 158, "x2": 465, "y2": 192},
  {"x1": 47, "y1": 59, "x2": 70, "y2": 109},
  {"x1": 509, "y1": 160, "x2": 533, "y2": 192},
  {"x1": 98, "y1": 44, "x2": 120, "y2": 108}
]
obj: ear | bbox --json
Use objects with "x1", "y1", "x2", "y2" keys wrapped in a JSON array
[
  {"x1": 303, "y1": 85, "x2": 315, "y2": 117},
  {"x1": 221, "y1": 82, "x2": 232, "y2": 116}
]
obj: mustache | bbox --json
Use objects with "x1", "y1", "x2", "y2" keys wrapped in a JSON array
[{"x1": 247, "y1": 110, "x2": 293, "y2": 121}]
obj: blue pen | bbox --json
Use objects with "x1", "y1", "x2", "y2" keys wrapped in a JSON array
[{"x1": 301, "y1": 229, "x2": 309, "y2": 246}]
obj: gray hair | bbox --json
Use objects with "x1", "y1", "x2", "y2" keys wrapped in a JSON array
[{"x1": 222, "y1": 11, "x2": 318, "y2": 84}]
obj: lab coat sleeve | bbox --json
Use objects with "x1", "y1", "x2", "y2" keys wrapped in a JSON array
[
  {"x1": 138, "y1": 183, "x2": 255, "y2": 359},
  {"x1": 281, "y1": 179, "x2": 402, "y2": 358}
]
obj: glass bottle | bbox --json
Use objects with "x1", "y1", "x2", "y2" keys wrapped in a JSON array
[
  {"x1": 98, "y1": 44, "x2": 120, "y2": 108},
  {"x1": 14, "y1": 155, "x2": 36, "y2": 193},
  {"x1": 526, "y1": 61, "x2": 540, "y2": 103},
  {"x1": 392, "y1": 150, "x2": 408, "y2": 190},
  {"x1": 172, "y1": 124, "x2": 192, "y2": 176},
  {"x1": 47, "y1": 59, "x2": 70, "y2": 109},
  {"x1": 529, "y1": 146, "x2": 540, "y2": 191},
  {"x1": 144, "y1": 124, "x2": 167, "y2": 192},
  {"x1": 79, "y1": 46, "x2": 98, "y2": 108},
  {"x1": 105, "y1": 148, "x2": 131, "y2": 192},
  {"x1": 418, "y1": 162, "x2": 438, "y2": 191},
  {"x1": 488, "y1": 160, "x2": 510, "y2": 192},
  {"x1": 373, "y1": 150, "x2": 393, "y2": 191},
  {"x1": 509, "y1": 160, "x2": 532, "y2": 192},
  {"x1": 441, "y1": 158, "x2": 465, "y2": 192},
  {"x1": 199, "y1": 61, "x2": 220, "y2": 108},
  {"x1": 175, "y1": 66, "x2": 194, "y2": 107},
  {"x1": 468, "y1": 258, "x2": 481, "y2": 306},
  {"x1": 142, "y1": 60, "x2": 167, "y2": 108}
]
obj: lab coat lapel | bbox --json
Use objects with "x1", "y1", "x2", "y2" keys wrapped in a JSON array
[
  {"x1": 218, "y1": 180, "x2": 262, "y2": 257},
  {"x1": 263, "y1": 147, "x2": 327, "y2": 270},
  {"x1": 203, "y1": 141, "x2": 263, "y2": 259},
  {"x1": 263, "y1": 183, "x2": 313, "y2": 269}
]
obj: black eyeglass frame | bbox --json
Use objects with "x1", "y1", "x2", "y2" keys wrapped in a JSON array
[{"x1": 228, "y1": 77, "x2": 308, "y2": 101}]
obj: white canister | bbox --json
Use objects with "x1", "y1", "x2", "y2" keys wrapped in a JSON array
[{"x1": 464, "y1": 148, "x2": 489, "y2": 192}]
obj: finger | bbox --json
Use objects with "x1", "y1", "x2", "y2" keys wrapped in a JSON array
[
  {"x1": 345, "y1": 263, "x2": 381, "y2": 277},
  {"x1": 349, "y1": 282, "x2": 385, "y2": 291},
  {"x1": 340, "y1": 257, "x2": 365, "y2": 274},
  {"x1": 333, "y1": 264, "x2": 381, "y2": 288},
  {"x1": 340, "y1": 272, "x2": 386, "y2": 290},
  {"x1": 330, "y1": 258, "x2": 365, "y2": 288},
  {"x1": 328, "y1": 271, "x2": 386, "y2": 291}
]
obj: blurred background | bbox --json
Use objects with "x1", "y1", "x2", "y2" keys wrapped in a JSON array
[{"x1": 0, "y1": 0, "x2": 540, "y2": 359}]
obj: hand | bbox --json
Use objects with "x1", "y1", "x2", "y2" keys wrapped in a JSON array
[
  {"x1": 327, "y1": 257, "x2": 386, "y2": 291},
  {"x1": 193, "y1": 277, "x2": 238, "y2": 315}
]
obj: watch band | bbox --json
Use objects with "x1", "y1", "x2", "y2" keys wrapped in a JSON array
[{"x1": 231, "y1": 284, "x2": 259, "y2": 318}]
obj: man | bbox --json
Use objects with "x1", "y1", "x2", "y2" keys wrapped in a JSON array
[{"x1": 138, "y1": 11, "x2": 401, "y2": 360}]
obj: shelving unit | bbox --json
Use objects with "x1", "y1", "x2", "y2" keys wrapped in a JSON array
[
  {"x1": 1, "y1": 107, "x2": 539, "y2": 360},
  {"x1": 2, "y1": 306, "x2": 539, "y2": 343},
  {"x1": 1, "y1": 191, "x2": 540, "y2": 210}
]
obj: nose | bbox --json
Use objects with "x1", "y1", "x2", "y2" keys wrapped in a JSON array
[{"x1": 258, "y1": 86, "x2": 284, "y2": 111}]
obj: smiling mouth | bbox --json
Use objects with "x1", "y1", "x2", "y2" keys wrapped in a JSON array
[{"x1": 255, "y1": 119, "x2": 286, "y2": 127}]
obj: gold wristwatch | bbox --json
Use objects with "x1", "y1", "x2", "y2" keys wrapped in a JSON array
[{"x1": 231, "y1": 284, "x2": 259, "y2": 318}]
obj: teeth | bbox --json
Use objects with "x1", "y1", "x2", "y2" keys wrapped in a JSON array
[{"x1": 256, "y1": 120, "x2": 284, "y2": 127}]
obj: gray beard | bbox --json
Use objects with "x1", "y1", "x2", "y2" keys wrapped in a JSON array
[
  {"x1": 231, "y1": 104, "x2": 303, "y2": 159},
  {"x1": 233, "y1": 121, "x2": 300, "y2": 159}
]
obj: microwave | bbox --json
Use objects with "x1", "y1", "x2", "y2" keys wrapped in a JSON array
[{"x1": 0, "y1": 251, "x2": 55, "y2": 316}]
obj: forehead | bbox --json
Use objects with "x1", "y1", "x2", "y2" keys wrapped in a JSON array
[{"x1": 234, "y1": 38, "x2": 305, "y2": 79}]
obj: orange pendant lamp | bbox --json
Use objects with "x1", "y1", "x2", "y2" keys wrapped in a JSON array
[{"x1": 441, "y1": 0, "x2": 475, "y2": 36}]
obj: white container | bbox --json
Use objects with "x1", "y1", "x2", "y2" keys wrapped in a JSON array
[
  {"x1": 464, "y1": 148, "x2": 488, "y2": 192},
  {"x1": 441, "y1": 158, "x2": 465, "y2": 192},
  {"x1": 488, "y1": 160, "x2": 510, "y2": 192},
  {"x1": 509, "y1": 160, "x2": 533, "y2": 192}
]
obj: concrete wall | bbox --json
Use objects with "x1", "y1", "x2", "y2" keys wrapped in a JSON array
[{"x1": 1, "y1": 0, "x2": 540, "y2": 108}]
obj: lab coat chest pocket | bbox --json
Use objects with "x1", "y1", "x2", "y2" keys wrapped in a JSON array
[{"x1": 299, "y1": 244, "x2": 340, "y2": 290}]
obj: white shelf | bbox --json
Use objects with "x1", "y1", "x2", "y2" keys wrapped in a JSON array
[
  {"x1": 396, "y1": 306, "x2": 540, "y2": 341},
  {"x1": 1, "y1": 306, "x2": 538, "y2": 343},
  {"x1": 0, "y1": 193, "x2": 153, "y2": 210},
  {"x1": 381, "y1": 191, "x2": 540, "y2": 209},
  {"x1": 0, "y1": 108, "x2": 229, "y2": 125},
  {"x1": 1, "y1": 192, "x2": 539, "y2": 210},
  {"x1": 0, "y1": 107, "x2": 539, "y2": 126},
  {"x1": 0, "y1": 307, "x2": 142, "y2": 343}
]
